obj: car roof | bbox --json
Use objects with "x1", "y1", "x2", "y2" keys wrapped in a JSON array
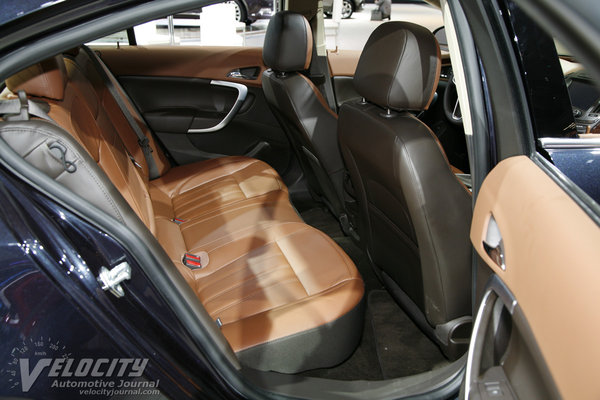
[{"x1": 0, "y1": 0, "x2": 52, "y2": 26}]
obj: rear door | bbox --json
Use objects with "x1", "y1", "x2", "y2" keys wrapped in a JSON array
[
  {"x1": 467, "y1": 155, "x2": 600, "y2": 400},
  {"x1": 327, "y1": 49, "x2": 361, "y2": 108},
  {"x1": 445, "y1": 0, "x2": 600, "y2": 399},
  {"x1": 90, "y1": 6, "x2": 294, "y2": 179}
]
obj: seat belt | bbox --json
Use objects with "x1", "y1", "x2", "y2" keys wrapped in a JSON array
[
  {"x1": 1, "y1": 91, "x2": 80, "y2": 174},
  {"x1": 0, "y1": 91, "x2": 54, "y2": 122},
  {"x1": 81, "y1": 46, "x2": 161, "y2": 180}
]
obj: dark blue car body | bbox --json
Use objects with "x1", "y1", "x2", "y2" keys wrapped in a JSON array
[{"x1": 0, "y1": 167, "x2": 231, "y2": 398}]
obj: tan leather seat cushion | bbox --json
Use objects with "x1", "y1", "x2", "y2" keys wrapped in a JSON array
[
  {"x1": 150, "y1": 156, "x2": 288, "y2": 220},
  {"x1": 186, "y1": 222, "x2": 362, "y2": 351}
]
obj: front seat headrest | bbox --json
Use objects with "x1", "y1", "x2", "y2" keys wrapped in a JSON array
[
  {"x1": 6, "y1": 56, "x2": 68, "y2": 101},
  {"x1": 263, "y1": 11, "x2": 313, "y2": 72},
  {"x1": 354, "y1": 22, "x2": 440, "y2": 111}
]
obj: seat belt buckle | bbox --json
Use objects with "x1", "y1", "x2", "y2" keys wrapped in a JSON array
[
  {"x1": 182, "y1": 251, "x2": 209, "y2": 270},
  {"x1": 128, "y1": 154, "x2": 142, "y2": 169}
]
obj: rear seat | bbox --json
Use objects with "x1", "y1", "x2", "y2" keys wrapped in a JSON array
[
  {"x1": 3, "y1": 51, "x2": 364, "y2": 373},
  {"x1": 67, "y1": 48, "x2": 295, "y2": 223}
]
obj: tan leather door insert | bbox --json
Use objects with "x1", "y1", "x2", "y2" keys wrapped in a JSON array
[
  {"x1": 471, "y1": 155, "x2": 600, "y2": 400},
  {"x1": 94, "y1": 46, "x2": 266, "y2": 87}
]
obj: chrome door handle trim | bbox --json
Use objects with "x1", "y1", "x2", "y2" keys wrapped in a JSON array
[
  {"x1": 187, "y1": 80, "x2": 248, "y2": 133},
  {"x1": 465, "y1": 275, "x2": 518, "y2": 399}
]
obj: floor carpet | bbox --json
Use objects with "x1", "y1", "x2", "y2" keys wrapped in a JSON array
[{"x1": 369, "y1": 290, "x2": 448, "y2": 378}]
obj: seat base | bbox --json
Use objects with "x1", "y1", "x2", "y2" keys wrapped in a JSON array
[{"x1": 237, "y1": 298, "x2": 365, "y2": 373}]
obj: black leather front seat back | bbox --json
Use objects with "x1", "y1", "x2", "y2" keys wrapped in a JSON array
[
  {"x1": 262, "y1": 11, "x2": 345, "y2": 216},
  {"x1": 338, "y1": 22, "x2": 472, "y2": 358}
]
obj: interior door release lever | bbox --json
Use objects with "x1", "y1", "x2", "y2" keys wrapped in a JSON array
[
  {"x1": 226, "y1": 67, "x2": 260, "y2": 80},
  {"x1": 482, "y1": 215, "x2": 506, "y2": 270},
  {"x1": 227, "y1": 70, "x2": 250, "y2": 80}
]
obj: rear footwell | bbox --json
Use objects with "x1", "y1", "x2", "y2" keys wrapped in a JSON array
[{"x1": 299, "y1": 207, "x2": 449, "y2": 380}]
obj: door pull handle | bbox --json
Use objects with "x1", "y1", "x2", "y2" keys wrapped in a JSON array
[{"x1": 482, "y1": 215, "x2": 506, "y2": 270}]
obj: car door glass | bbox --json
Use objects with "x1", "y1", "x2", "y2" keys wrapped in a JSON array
[
  {"x1": 89, "y1": 1, "x2": 279, "y2": 47},
  {"x1": 502, "y1": 0, "x2": 600, "y2": 204},
  {"x1": 88, "y1": 30, "x2": 130, "y2": 46},
  {"x1": 324, "y1": 2, "x2": 442, "y2": 51}
]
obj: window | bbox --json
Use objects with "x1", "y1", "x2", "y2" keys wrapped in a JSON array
[
  {"x1": 502, "y1": 0, "x2": 600, "y2": 204},
  {"x1": 89, "y1": 30, "x2": 130, "y2": 46},
  {"x1": 324, "y1": 2, "x2": 443, "y2": 51},
  {"x1": 89, "y1": 1, "x2": 278, "y2": 47}
]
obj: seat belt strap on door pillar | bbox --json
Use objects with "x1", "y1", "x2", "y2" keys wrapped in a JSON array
[
  {"x1": 81, "y1": 46, "x2": 161, "y2": 180},
  {"x1": 0, "y1": 91, "x2": 54, "y2": 122}
]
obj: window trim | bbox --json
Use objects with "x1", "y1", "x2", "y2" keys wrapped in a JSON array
[{"x1": 127, "y1": 27, "x2": 137, "y2": 45}]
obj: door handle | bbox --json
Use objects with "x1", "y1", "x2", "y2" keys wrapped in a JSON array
[
  {"x1": 226, "y1": 70, "x2": 252, "y2": 80},
  {"x1": 482, "y1": 215, "x2": 506, "y2": 270},
  {"x1": 187, "y1": 80, "x2": 248, "y2": 134},
  {"x1": 226, "y1": 67, "x2": 260, "y2": 80}
]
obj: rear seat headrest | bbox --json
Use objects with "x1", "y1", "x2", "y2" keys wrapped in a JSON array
[
  {"x1": 263, "y1": 11, "x2": 313, "y2": 72},
  {"x1": 354, "y1": 22, "x2": 441, "y2": 111},
  {"x1": 6, "y1": 56, "x2": 67, "y2": 101}
]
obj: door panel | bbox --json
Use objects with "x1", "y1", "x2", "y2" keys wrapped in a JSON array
[
  {"x1": 327, "y1": 49, "x2": 361, "y2": 108},
  {"x1": 331, "y1": 76, "x2": 361, "y2": 109},
  {"x1": 470, "y1": 155, "x2": 600, "y2": 400},
  {"x1": 94, "y1": 46, "x2": 294, "y2": 177},
  {"x1": 327, "y1": 49, "x2": 360, "y2": 77},
  {"x1": 95, "y1": 46, "x2": 266, "y2": 87}
]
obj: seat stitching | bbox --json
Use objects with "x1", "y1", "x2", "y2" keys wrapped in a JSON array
[
  {"x1": 180, "y1": 201, "x2": 283, "y2": 231},
  {"x1": 408, "y1": 113, "x2": 472, "y2": 195},
  {"x1": 219, "y1": 277, "x2": 362, "y2": 329},
  {"x1": 395, "y1": 133, "x2": 446, "y2": 317},
  {"x1": 387, "y1": 32, "x2": 409, "y2": 108},
  {"x1": 184, "y1": 220, "x2": 280, "y2": 253},
  {"x1": 173, "y1": 182, "x2": 243, "y2": 212},
  {"x1": 195, "y1": 239, "x2": 282, "y2": 277},
  {"x1": 313, "y1": 229, "x2": 356, "y2": 277},
  {"x1": 189, "y1": 221, "x2": 306, "y2": 255},
  {"x1": 208, "y1": 277, "x2": 301, "y2": 317},
  {"x1": 275, "y1": 240, "x2": 309, "y2": 296},
  {"x1": 178, "y1": 195, "x2": 285, "y2": 228},
  {"x1": 200, "y1": 260, "x2": 291, "y2": 304},
  {"x1": 166, "y1": 159, "x2": 261, "y2": 197},
  {"x1": 191, "y1": 223, "x2": 310, "y2": 275},
  {"x1": 229, "y1": 166, "x2": 247, "y2": 199}
]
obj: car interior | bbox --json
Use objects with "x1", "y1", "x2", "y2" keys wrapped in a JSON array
[
  {"x1": 0, "y1": 0, "x2": 599, "y2": 398},
  {"x1": 0, "y1": 4, "x2": 471, "y2": 382}
]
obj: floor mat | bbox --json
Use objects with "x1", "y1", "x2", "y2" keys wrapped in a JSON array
[
  {"x1": 300, "y1": 306, "x2": 383, "y2": 381},
  {"x1": 300, "y1": 207, "x2": 344, "y2": 238},
  {"x1": 369, "y1": 290, "x2": 449, "y2": 378},
  {"x1": 299, "y1": 207, "x2": 448, "y2": 380}
]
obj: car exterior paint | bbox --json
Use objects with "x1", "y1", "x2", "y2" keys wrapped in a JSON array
[{"x1": 0, "y1": 168, "x2": 229, "y2": 398}]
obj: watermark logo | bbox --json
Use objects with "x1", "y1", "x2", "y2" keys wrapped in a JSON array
[
  {"x1": 20, "y1": 357, "x2": 148, "y2": 392},
  {"x1": 4, "y1": 337, "x2": 160, "y2": 397}
]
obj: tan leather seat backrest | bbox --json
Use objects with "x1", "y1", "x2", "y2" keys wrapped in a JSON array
[
  {"x1": 72, "y1": 48, "x2": 172, "y2": 178},
  {"x1": 7, "y1": 56, "x2": 157, "y2": 234}
]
